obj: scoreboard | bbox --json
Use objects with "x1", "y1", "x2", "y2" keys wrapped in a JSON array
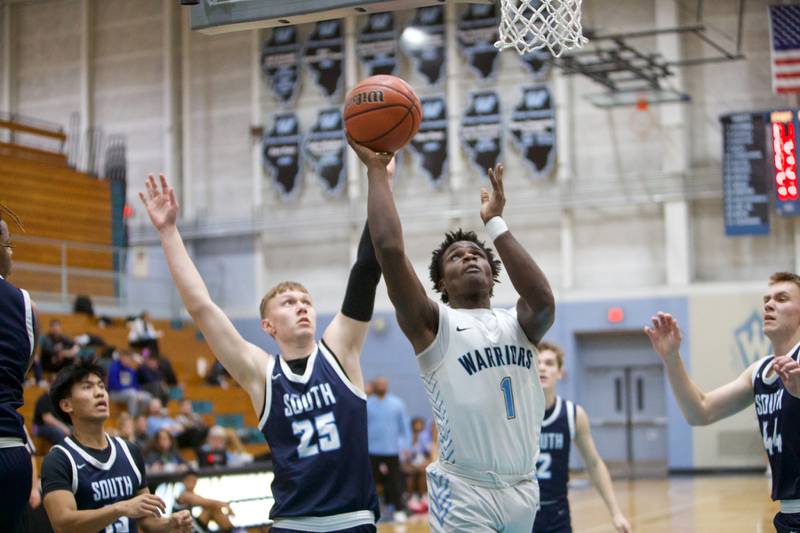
[{"x1": 721, "y1": 108, "x2": 800, "y2": 236}]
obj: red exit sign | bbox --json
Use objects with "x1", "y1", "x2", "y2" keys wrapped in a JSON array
[{"x1": 771, "y1": 110, "x2": 799, "y2": 208}]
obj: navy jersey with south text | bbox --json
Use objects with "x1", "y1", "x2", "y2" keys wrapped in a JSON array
[
  {"x1": 753, "y1": 344, "x2": 800, "y2": 501},
  {"x1": 44, "y1": 435, "x2": 145, "y2": 533},
  {"x1": 0, "y1": 275, "x2": 35, "y2": 441},
  {"x1": 534, "y1": 396, "x2": 576, "y2": 532},
  {"x1": 259, "y1": 341, "x2": 379, "y2": 526}
]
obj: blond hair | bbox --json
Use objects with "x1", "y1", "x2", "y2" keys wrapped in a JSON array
[
  {"x1": 259, "y1": 281, "x2": 309, "y2": 318},
  {"x1": 537, "y1": 341, "x2": 564, "y2": 369},
  {"x1": 769, "y1": 272, "x2": 800, "y2": 292}
]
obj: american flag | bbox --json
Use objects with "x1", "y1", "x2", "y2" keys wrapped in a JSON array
[{"x1": 768, "y1": 4, "x2": 800, "y2": 94}]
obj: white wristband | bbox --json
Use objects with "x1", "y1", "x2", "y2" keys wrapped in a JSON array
[{"x1": 485, "y1": 216, "x2": 509, "y2": 241}]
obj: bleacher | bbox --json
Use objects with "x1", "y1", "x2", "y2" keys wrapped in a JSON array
[
  {"x1": 0, "y1": 114, "x2": 114, "y2": 298},
  {"x1": 20, "y1": 312, "x2": 270, "y2": 465}
]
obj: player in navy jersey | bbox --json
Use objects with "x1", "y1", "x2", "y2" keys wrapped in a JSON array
[
  {"x1": 140, "y1": 172, "x2": 386, "y2": 531},
  {"x1": 534, "y1": 342, "x2": 630, "y2": 533},
  {"x1": 0, "y1": 205, "x2": 39, "y2": 532},
  {"x1": 41, "y1": 359, "x2": 192, "y2": 533},
  {"x1": 646, "y1": 271, "x2": 800, "y2": 533}
]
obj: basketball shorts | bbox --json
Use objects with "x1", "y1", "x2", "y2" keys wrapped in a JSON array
[
  {"x1": 271, "y1": 526, "x2": 375, "y2": 533},
  {"x1": 426, "y1": 462, "x2": 540, "y2": 533},
  {"x1": 774, "y1": 511, "x2": 800, "y2": 533},
  {"x1": 0, "y1": 446, "x2": 32, "y2": 532},
  {"x1": 532, "y1": 497, "x2": 572, "y2": 533}
]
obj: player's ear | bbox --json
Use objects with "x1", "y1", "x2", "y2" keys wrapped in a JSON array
[
  {"x1": 261, "y1": 317, "x2": 276, "y2": 337},
  {"x1": 60, "y1": 397, "x2": 73, "y2": 418}
]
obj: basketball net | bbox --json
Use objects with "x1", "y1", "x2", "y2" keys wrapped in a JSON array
[{"x1": 495, "y1": 0, "x2": 588, "y2": 58}]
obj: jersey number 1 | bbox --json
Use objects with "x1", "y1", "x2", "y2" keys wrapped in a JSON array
[
  {"x1": 500, "y1": 376, "x2": 516, "y2": 419},
  {"x1": 293, "y1": 412, "x2": 341, "y2": 459}
]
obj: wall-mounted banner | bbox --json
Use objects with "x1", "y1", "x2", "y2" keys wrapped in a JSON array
[
  {"x1": 358, "y1": 12, "x2": 397, "y2": 76},
  {"x1": 304, "y1": 108, "x2": 346, "y2": 197},
  {"x1": 519, "y1": 50, "x2": 553, "y2": 80},
  {"x1": 262, "y1": 113, "x2": 302, "y2": 200},
  {"x1": 261, "y1": 27, "x2": 301, "y2": 104},
  {"x1": 408, "y1": 96, "x2": 448, "y2": 187},
  {"x1": 305, "y1": 19, "x2": 344, "y2": 99},
  {"x1": 510, "y1": 86, "x2": 556, "y2": 179},
  {"x1": 402, "y1": 6, "x2": 446, "y2": 85},
  {"x1": 457, "y1": 3, "x2": 500, "y2": 80},
  {"x1": 461, "y1": 90, "x2": 502, "y2": 175}
]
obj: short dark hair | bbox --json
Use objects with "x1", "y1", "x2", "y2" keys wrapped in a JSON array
[
  {"x1": 428, "y1": 229, "x2": 502, "y2": 303},
  {"x1": 49, "y1": 359, "x2": 106, "y2": 424}
]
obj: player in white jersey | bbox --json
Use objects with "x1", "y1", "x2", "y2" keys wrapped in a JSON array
[{"x1": 350, "y1": 139, "x2": 555, "y2": 532}]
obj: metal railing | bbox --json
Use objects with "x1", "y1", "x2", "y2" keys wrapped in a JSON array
[{"x1": 9, "y1": 234, "x2": 221, "y2": 317}]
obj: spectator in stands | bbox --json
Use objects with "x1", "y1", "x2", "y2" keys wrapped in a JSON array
[
  {"x1": 39, "y1": 319, "x2": 78, "y2": 373},
  {"x1": 402, "y1": 417, "x2": 434, "y2": 513},
  {"x1": 145, "y1": 429, "x2": 188, "y2": 474},
  {"x1": 367, "y1": 376, "x2": 410, "y2": 523},
  {"x1": 132, "y1": 414, "x2": 150, "y2": 449},
  {"x1": 32, "y1": 385, "x2": 70, "y2": 446},
  {"x1": 107, "y1": 349, "x2": 151, "y2": 416},
  {"x1": 128, "y1": 311, "x2": 163, "y2": 356},
  {"x1": 196, "y1": 426, "x2": 228, "y2": 468},
  {"x1": 137, "y1": 353, "x2": 170, "y2": 405},
  {"x1": 175, "y1": 399, "x2": 208, "y2": 449},
  {"x1": 175, "y1": 471, "x2": 235, "y2": 531},
  {"x1": 145, "y1": 397, "x2": 182, "y2": 437},
  {"x1": 223, "y1": 427, "x2": 254, "y2": 467}
]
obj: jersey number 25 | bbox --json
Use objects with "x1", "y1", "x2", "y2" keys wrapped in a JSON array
[{"x1": 293, "y1": 412, "x2": 342, "y2": 459}]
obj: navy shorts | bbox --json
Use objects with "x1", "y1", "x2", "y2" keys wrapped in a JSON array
[
  {"x1": 0, "y1": 446, "x2": 33, "y2": 532},
  {"x1": 774, "y1": 511, "x2": 800, "y2": 533},
  {"x1": 271, "y1": 525, "x2": 376, "y2": 533},
  {"x1": 533, "y1": 498, "x2": 572, "y2": 533}
]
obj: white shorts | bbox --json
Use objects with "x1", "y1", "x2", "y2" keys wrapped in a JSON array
[{"x1": 426, "y1": 462, "x2": 540, "y2": 532}]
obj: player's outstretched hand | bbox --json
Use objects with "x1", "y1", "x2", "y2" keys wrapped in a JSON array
[
  {"x1": 613, "y1": 512, "x2": 632, "y2": 533},
  {"x1": 117, "y1": 492, "x2": 166, "y2": 519},
  {"x1": 644, "y1": 312, "x2": 682, "y2": 360},
  {"x1": 346, "y1": 134, "x2": 394, "y2": 170},
  {"x1": 480, "y1": 163, "x2": 506, "y2": 223},
  {"x1": 139, "y1": 174, "x2": 178, "y2": 232},
  {"x1": 773, "y1": 355, "x2": 800, "y2": 398},
  {"x1": 169, "y1": 509, "x2": 193, "y2": 532}
]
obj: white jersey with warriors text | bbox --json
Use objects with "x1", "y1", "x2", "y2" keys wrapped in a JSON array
[{"x1": 417, "y1": 302, "x2": 545, "y2": 487}]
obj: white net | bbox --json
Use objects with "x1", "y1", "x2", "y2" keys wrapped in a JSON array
[{"x1": 495, "y1": 0, "x2": 588, "y2": 58}]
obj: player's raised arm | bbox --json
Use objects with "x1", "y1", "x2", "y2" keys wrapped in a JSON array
[
  {"x1": 645, "y1": 312, "x2": 755, "y2": 425},
  {"x1": 348, "y1": 138, "x2": 438, "y2": 353},
  {"x1": 323, "y1": 160, "x2": 391, "y2": 390},
  {"x1": 480, "y1": 164, "x2": 555, "y2": 344},
  {"x1": 573, "y1": 405, "x2": 631, "y2": 533},
  {"x1": 139, "y1": 174, "x2": 268, "y2": 412}
]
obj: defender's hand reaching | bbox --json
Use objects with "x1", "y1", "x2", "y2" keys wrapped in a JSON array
[
  {"x1": 480, "y1": 163, "x2": 506, "y2": 223},
  {"x1": 139, "y1": 174, "x2": 178, "y2": 232}
]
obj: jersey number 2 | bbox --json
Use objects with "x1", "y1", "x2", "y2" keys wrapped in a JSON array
[
  {"x1": 500, "y1": 376, "x2": 516, "y2": 419},
  {"x1": 293, "y1": 412, "x2": 341, "y2": 459}
]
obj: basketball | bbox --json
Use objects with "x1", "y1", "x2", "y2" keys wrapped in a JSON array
[{"x1": 343, "y1": 75, "x2": 423, "y2": 153}]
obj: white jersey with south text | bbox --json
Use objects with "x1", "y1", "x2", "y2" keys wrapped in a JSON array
[{"x1": 418, "y1": 302, "x2": 545, "y2": 487}]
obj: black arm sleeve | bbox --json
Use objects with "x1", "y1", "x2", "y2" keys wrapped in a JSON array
[
  {"x1": 341, "y1": 222, "x2": 382, "y2": 322},
  {"x1": 41, "y1": 449, "x2": 74, "y2": 495}
]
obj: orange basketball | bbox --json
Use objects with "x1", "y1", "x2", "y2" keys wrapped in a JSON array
[{"x1": 344, "y1": 75, "x2": 423, "y2": 153}]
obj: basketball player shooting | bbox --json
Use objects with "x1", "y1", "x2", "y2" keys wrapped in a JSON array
[
  {"x1": 349, "y1": 139, "x2": 555, "y2": 532},
  {"x1": 645, "y1": 272, "x2": 800, "y2": 533},
  {"x1": 139, "y1": 173, "x2": 387, "y2": 531}
]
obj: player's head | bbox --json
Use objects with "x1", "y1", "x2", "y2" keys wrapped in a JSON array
[
  {"x1": 429, "y1": 229, "x2": 501, "y2": 304},
  {"x1": 50, "y1": 358, "x2": 109, "y2": 425},
  {"x1": 763, "y1": 272, "x2": 800, "y2": 340},
  {"x1": 259, "y1": 281, "x2": 316, "y2": 343},
  {"x1": 537, "y1": 341, "x2": 564, "y2": 391}
]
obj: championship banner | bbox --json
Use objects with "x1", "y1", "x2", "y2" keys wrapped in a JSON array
[
  {"x1": 305, "y1": 19, "x2": 344, "y2": 99},
  {"x1": 461, "y1": 90, "x2": 502, "y2": 175},
  {"x1": 261, "y1": 27, "x2": 301, "y2": 104},
  {"x1": 403, "y1": 6, "x2": 446, "y2": 85},
  {"x1": 408, "y1": 96, "x2": 448, "y2": 187},
  {"x1": 457, "y1": 3, "x2": 500, "y2": 80},
  {"x1": 519, "y1": 50, "x2": 553, "y2": 81},
  {"x1": 357, "y1": 12, "x2": 398, "y2": 76},
  {"x1": 304, "y1": 108, "x2": 346, "y2": 197},
  {"x1": 262, "y1": 113, "x2": 302, "y2": 200},
  {"x1": 510, "y1": 86, "x2": 556, "y2": 179}
]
